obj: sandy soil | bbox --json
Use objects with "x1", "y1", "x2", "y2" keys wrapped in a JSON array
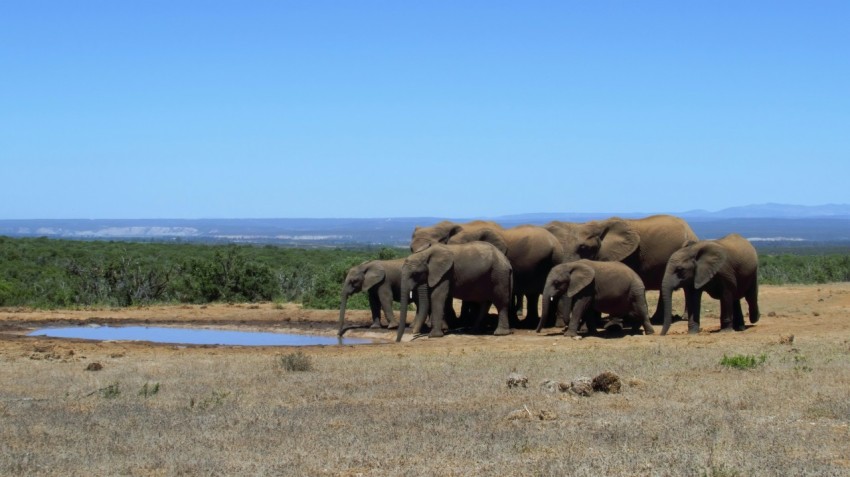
[{"x1": 2, "y1": 283, "x2": 849, "y2": 359}]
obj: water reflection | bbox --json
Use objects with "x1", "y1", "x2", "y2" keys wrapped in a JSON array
[{"x1": 28, "y1": 326, "x2": 373, "y2": 346}]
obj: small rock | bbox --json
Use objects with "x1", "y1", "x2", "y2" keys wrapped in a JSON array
[
  {"x1": 627, "y1": 377, "x2": 646, "y2": 388},
  {"x1": 813, "y1": 311, "x2": 820, "y2": 317},
  {"x1": 537, "y1": 409, "x2": 558, "y2": 421},
  {"x1": 779, "y1": 334, "x2": 795, "y2": 345},
  {"x1": 558, "y1": 382, "x2": 571, "y2": 393},
  {"x1": 85, "y1": 362, "x2": 103, "y2": 371},
  {"x1": 539, "y1": 379, "x2": 559, "y2": 393},
  {"x1": 592, "y1": 371, "x2": 622, "y2": 394},
  {"x1": 569, "y1": 377, "x2": 593, "y2": 397},
  {"x1": 768, "y1": 311, "x2": 777, "y2": 317},
  {"x1": 506, "y1": 372, "x2": 528, "y2": 389},
  {"x1": 506, "y1": 409, "x2": 532, "y2": 421}
]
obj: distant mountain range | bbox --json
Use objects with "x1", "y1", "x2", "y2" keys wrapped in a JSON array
[{"x1": 2, "y1": 204, "x2": 850, "y2": 246}]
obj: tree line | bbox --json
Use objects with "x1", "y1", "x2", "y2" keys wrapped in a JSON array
[{"x1": 0, "y1": 236, "x2": 847, "y2": 309}]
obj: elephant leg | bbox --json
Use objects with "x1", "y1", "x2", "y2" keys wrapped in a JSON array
[
  {"x1": 747, "y1": 281, "x2": 760, "y2": 324},
  {"x1": 733, "y1": 299, "x2": 745, "y2": 331},
  {"x1": 525, "y1": 293, "x2": 540, "y2": 321},
  {"x1": 686, "y1": 287, "x2": 701, "y2": 334},
  {"x1": 378, "y1": 285, "x2": 397, "y2": 329},
  {"x1": 411, "y1": 285, "x2": 430, "y2": 335},
  {"x1": 427, "y1": 281, "x2": 449, "y2": 338},
  {"x1": 635, "y1": 293, "x2": 655, "y2": 335},
  {"x1": 566, "y1": 296, "x2": 592, "y2": 337},
  {"x1": 368, "y1": 291, "x2": 382, "y2": 329},
  {"x1": 718, "y1": 290, "x2": 735, "y2": 332},
  {"x1": 472, "y1": 301, "x2": 491, "y2": 334}
]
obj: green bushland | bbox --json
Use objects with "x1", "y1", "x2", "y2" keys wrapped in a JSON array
[
  {"x1": 1, "y1": 236, "x2": 848, "y2": 309},
  {"x1": 0, "y1": 236, "x2": 404, "y2": 309}
]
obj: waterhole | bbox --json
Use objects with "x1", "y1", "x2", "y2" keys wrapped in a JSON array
[{"x1": 28, "y1": 325, "x2": 374, "y2": 346}]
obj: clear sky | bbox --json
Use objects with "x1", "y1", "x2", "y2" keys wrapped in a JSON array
[{"x1": 2, "y1": 1, "x2": 848, "y2": 219}]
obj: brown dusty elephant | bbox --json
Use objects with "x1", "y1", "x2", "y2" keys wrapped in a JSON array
[
  {"x1": 409, "y1": 220, "x2": 503, "y2": 254},
  {"x1": 538, "y1": 260, "x2": 655, "y2": 337},
  {"x1": 545, "y1": 214, "x2": 698, "y2": 325},
  {"x1": 395, "y1": 242, "x2": 513, "y2": 341},
  {"x1": 660, "y1": 233, "x2": 759, "y2": 335},
  {"x1": 447, "y1": 224, "x2": 564, "y2": 328}
]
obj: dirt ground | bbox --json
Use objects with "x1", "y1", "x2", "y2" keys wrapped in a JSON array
[{"x1": 2, "y1": 283, "x2": 849, "y2": 358}]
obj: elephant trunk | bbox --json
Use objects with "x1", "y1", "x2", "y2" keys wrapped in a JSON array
[
  {"x1": 538, "y1": 291, "x2": 555, "y2": 332},
  {"x1": 396, "y1": 282, "x2": 412, "y2": 342},
  {"x1": 337, "y1": 289, "x2": 351, "y2": 336},
  {"x1": 660, "y1": 277, "x2": 676, "y2": 336}
]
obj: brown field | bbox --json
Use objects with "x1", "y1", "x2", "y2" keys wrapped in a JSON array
[{"x1": 2, "y1": 284, "x2": 850, "y2": 476}]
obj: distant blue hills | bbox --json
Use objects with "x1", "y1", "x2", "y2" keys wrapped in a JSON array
[{"x1": 2, "y1": 203, "x2": 850, "y2": 246}]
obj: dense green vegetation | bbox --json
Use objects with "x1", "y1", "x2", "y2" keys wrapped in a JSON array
[
  {"x1": 0, "y1": 237, "x2": 404, "y2": 309},
  {"x1": 0, "y1": 236, "x2": 847, "y2": 309}
]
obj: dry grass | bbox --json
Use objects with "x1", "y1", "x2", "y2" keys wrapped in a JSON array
[{"x1": 1, "y1": 284, "x2": 850, "y2": 475}]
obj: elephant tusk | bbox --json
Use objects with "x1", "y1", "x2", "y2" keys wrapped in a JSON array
[
  {"x1": 409, "y1": 291, "x2": 413, "y2": 300},
  {"x1": 550, "y1": 296, "x2": 554, "y2": 302}
]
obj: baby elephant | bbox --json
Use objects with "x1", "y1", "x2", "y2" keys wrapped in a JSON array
[
  {"x1": 538, "y1": 259, "x2": 655, "y2": 337},
  {"x1": 660, "y1": 233, "x2": 759, "y2": 335}
]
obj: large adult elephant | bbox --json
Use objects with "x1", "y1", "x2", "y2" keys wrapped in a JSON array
[
  {"x1": 660, "y1": 233, "x2": 759, "y2": 335},
  {"x1": 395, "y1": 242, "x2": 513, "y2": 341},
  {"x1": 447, "y1": 224, "x2": 563, "y2": 328},
  {"x1": 544, "y1": 214, "x2": 698, "y2": 324},
  {"x1": 410, "y1": 220, "x2": 503, "y2": 253}
]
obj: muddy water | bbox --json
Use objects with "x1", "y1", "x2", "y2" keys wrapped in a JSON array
[{"x1": 28, "y1": 325, "x2": 374, "y2": 346}]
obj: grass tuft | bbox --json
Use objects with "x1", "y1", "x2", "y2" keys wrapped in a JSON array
[
  {"x1": 720, "y1": 353, "x2": 767, "y2": 370},
  {"x1": 279, "y1": 351, "x2": 313, "y2": 372}
]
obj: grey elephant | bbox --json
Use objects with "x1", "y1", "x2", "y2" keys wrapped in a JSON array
[
  {"x1": 538, "y1": 260, "x2": 655, "y2": 337},
  {"x1": 338, "y1": 259, "x2": 429, "y2": 336},
  {"x1": 411, "y1": 220, "x2": 561, "y2": 327},
  {"x1": 659, "y1": 233, "x2": 760, "y2": 335},
  {"x1": 395, "y1": 242, "x2": 513, "y2": 341},
  {"x1": 447, "y1": 224, "x2": 564, "y2": 328},
  {"x1": 545, "y1": 214, "x2": 698, "y2": 325}
]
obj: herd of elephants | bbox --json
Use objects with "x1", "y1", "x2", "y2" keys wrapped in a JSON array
[{"x1": 336, "y1": 214, "x2": 761, "y2": 342}]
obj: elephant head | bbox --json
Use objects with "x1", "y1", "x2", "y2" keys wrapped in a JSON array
[
  {"x1": 567, "y1": 218, "x2": 640, "y2": 263},
  {"x1": 660, "y1": 242, "x2": 727, "y2": 335},
  {"x1": 338, "y1": 261, "x2": 387, "y2": 335},
  {"x1": 396, "y1": 246, "x2": 455, "y2": 341},
  {"x1": 446, "y1": 227, "x2": 509, "y2": 255},
  {"x1": 537, "y1": 262, "x2": 595, "y2": 333},
  {"x1": 410, "y1": 221, "x2": 463, "y2": 253}
]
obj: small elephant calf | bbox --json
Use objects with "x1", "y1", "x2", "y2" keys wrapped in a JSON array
[{"x1": 538, "y1": 259, "x2": 655, "y2": 337}]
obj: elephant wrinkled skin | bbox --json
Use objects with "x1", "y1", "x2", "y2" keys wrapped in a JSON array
[{"x1": 660, "y1": 233, "x2": 760, "y2": 335}]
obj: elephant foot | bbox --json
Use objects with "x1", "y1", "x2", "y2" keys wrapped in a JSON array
[
  {"x1": 563, "y1": 329, "x2": 578, "y2": 337},
  {"x1": 386, "y1": 321, "x2": 400, "y2": 330},
  {"x1": 554, "y1": 318, "x2": 566, "y2": 328},
  {"x1": 369, "y1": 320, "x2": 382, "y2": 329},
  {"x1": 493, "y1": 327, "x2": 511, "y2": 336},
  {"x1": 428, "y1": 328, "x2": 445, "y2": 338},
  {"x1": 749, "y1": 314, "x2": 760, "y2": 324},
  {"x1": 688, "y1": 325, "x2": 700, "y2": 334},
  {"x1": 643, "y1": 324, "x2": 656, "y2": 335},
  {"x1": 734, "y1": 325, "x2": 746, "y2": 332},
  {"x1": 719, "y1": 327, "x2": 734, "y2": 333}
]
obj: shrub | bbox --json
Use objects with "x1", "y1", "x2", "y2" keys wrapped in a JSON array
[
  {"x1": 279, "y1": 351, "x2": 313, "y2": 372},
  {"x1": 720, "y1": 353, "x2": 767, "y2": 370}
]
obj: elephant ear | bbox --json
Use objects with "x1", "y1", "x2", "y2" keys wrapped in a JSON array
[
  {"x1": 567, "y1": 262, "x2": 596, "y2": 298},
  {"x1": 362, "y1": 263, "x2": 386, "y2": 290},
  {"x1": 598, "y1": 218, "x2": 640, "y2": 262},
  {"x1": 694, "y1": 243, "x2": 727, "y2": 289},
  {"x1": 444, "y1": 224, "x2": 464, "y2": 243},
  {"x1": 427, "y1": 247, "x2": 454, "y2": 288}
]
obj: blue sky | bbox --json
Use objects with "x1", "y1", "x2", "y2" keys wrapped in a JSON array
[{"x1": 2, "y1": 1, "x2": 848, "y2": 219}]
